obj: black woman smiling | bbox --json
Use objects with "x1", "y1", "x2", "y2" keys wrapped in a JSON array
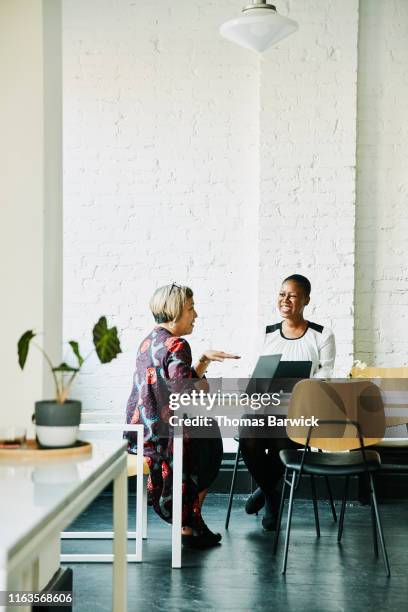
[{"x1": 239, "y1": 274, "x2": 336, "y2": 531}]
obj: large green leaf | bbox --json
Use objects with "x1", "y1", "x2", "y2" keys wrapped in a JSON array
[
  {"x1": 52, "y1": 362, "x2": 79, "y2": 373},
  {"x1": 69, "y1": 341, "x2": 84, "y2": 368},
  {"x1": 93, "y1": 316, "x2": 122, "y2": 364},
  {"x1": 18, "y1": 330, "x2": 36, "y2": 369}
]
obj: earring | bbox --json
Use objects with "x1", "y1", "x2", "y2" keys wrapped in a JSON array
[{"x1": 169, "y1": 321, "x2": 176, "y2": 329}]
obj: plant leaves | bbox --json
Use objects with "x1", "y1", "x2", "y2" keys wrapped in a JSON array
[
  {"x1": 93, "y1": 316, "x2": 122, "y2": 364},
  {"x1": 52, "y1": 362, "x2": 79, "y2": 373},
  {"x1": 69, "y1": 340, "x2": 84, "y2": 368},
  {"x1": 18, "y1": 330, "x2": 36, "y2": 369}
]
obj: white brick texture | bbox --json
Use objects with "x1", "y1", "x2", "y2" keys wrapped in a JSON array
[
  {"x1": 259, "y1": 0, "x2": 359, "y2": 375},
  {"x1": 62, "y1": 0, "x2": 407, "y2": 420},
  {"x1": 63, "y1": 0, "x2": 259, "y2": 418},
  {"x1": 354, "y1": 0, "x2": 408, "y2": 366}
]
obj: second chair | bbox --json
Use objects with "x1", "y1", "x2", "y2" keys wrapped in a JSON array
[{"x1": 273, "y1": 378, "x2": 390, "y2": 576}]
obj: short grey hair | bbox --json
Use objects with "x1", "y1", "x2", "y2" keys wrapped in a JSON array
[{"x1": 150, "y1": 284, "x2": 193, "y2": 324}]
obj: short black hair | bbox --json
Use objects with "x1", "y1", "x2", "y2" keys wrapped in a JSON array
[{"x1": 283, "y1": 274, "x2": 311, "y2": 297}]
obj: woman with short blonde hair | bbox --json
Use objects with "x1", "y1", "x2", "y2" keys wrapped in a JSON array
[
  {"x1": 125, "y1": 282, "x2": 240, "y2": 549},
  {"x1": 149, "y1": 284, "x2": 193, "y2": 324}
]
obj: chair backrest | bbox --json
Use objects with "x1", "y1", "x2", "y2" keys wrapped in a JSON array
[{"x1": 287, "y1": 379, "x2": 385, "y2": 451}]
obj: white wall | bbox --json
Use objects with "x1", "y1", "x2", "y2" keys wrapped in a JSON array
[
  {"x1": 354, "y1": 0, "x2": 408, "y2": 366},
  {"x1": 63, "y1": 0, "x2": 259, "y2": 419},
  {"x1": 0, "y1": 0, "x2": 62, "y2": 430},
  {"x1": 260, "y1": 0, "x2": 359, "y2": 375},
  {"x1": 62, "y1": 0, "x2": 408, "y2": 424}
]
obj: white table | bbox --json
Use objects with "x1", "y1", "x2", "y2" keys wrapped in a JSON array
[{"x1": 0, "y1": 440, "x2": 128, "y2": 612}]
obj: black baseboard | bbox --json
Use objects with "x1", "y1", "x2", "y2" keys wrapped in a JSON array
[
  {"x1": 122, "y1": 448, "x2": 408, "y2": 501},
  {"x1": 33, "y1": 567, "x2": 73, "y2": 612}
]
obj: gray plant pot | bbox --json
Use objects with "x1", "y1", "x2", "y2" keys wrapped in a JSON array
[{"x1": 34, "y1": 400, "x2": 82, "y2": 448}]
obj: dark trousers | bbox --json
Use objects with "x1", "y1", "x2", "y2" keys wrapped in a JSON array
[
  {"x1": 239, "y1": 424, "x2": 301, "y2": 495},
  {"x1": 186, "y1": 419, "x2": 223, "y2": 493}
]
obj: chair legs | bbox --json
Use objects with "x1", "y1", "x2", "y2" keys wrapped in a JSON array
[
  {"x1": 310, "y1": 475, "x2": 320, "y2": 537},
  {"x1": 318, "y1": 450, "x2": 337, "y2": 522},
  {"x1": 369, "y1": 474, "x2": 391, "y2": 576},
  {"x1": 337, "y1": 473, "x2": 389, "y2": 576},
  {"x1": 282, "y1": 471, "x2": 297, "y2": 574},
  {"x1": 276, "y1": 472, "x2": 390, "y2": 576},
  {"x1": 324, "y1": 476, "x2": 337, "y2": 522},
  {"x1": 274, "y1": 472, "x2": 334, "y2": 555},
  {"x1": 227, "y1": 451, "x2": 336, "y2": 532},
  {"x1": 225, "y1": 442, "x2": 241, "y2": 530},
  {"x1": 370, "y1": 493, "x2": 378, "y2": 557},
  {"x1": 273, "y1": 468, "x2": 288, "y2": 554},
  {"x1": 337, "y1": 476, "x2": 349, "y2": 542}
]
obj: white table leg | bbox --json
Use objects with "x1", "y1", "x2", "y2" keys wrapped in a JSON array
[
  {"x1": 0, "y1": 567, "x2": 6, "y2": 612},
  {"x1": 64, "y1": 423, "x2": 146, "y2": 565},
  {"x1": 4, "y1": 564, "x2": 31, "y2": 612},
  {"x1": 113, "y1": 457, "x2": 127, "y2": 612},
  {"x1": 135, "y1": 427, "x2": 144, "y2": 562},
  {"x1": 143, "y1": 475, "x2": 148, "y2": 539},
  {"x1": 172, "y1": 427, "x2": 183, "y2": 569}
]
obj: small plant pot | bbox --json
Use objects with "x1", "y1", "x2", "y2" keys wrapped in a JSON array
[{"x1": 34, "y1": 400, "x2": 81, "y2": 448}]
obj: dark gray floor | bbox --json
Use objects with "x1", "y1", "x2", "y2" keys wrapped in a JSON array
[{"x1": 63, "y1": 493, "x2": 408, "y2": 612}]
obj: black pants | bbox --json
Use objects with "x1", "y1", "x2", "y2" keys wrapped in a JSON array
[
  {"x1": 239, "y1": 422, "x2": 301, "y2": 495},
  {"x1": 186, "y1": 418, "x2": 223, "y2": 492}
]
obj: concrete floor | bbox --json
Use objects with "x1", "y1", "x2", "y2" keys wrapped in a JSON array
[{"x1": 63, "y1": 492, "x2": 408, "y2": 612}]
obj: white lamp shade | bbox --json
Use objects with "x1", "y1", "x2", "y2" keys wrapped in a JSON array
[{"x1": 220, "y1": 8, "x2": 298, "y2": 53}]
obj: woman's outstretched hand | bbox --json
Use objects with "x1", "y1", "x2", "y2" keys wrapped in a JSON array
[
  {"x1": 202, "y1": 351, "x2": 241, "y2": 362},
  {"x1": 194, "y1": 351, "x2": 240, "y2": 378}
]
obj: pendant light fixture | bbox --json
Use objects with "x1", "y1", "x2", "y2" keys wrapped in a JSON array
[{"x1": 220, "y1": 1, "x2": 298, "y2": 53}]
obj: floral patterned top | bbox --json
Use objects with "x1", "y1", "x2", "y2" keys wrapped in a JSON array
[{"x1": 125, "y1": 326, "x2": 203, "y2": 529}]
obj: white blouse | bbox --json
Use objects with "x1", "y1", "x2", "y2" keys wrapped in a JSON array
[{"x1": 261, "y1": 321, "x2": 336, "y2": 378}]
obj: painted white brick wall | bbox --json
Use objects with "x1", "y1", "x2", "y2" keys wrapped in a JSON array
[
  {"x1": 63, "y1": 0, "x2": 259, "y2": 420},
  {"x1": 63, "y1": 0, "x2": 407, "y2": 423},
  {"x1": 355, "y1": 0, "x2": 408, "y2": 366},
  {"x1": 259, "y1": 0, "x2": 359, "y2": 375}
]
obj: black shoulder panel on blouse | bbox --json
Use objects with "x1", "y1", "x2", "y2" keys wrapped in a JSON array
[
  {"x1": 265, "y1": 323, "x2": 280, "y2": 334},
  {"x1": 308, "y1": 322, "x2": 324, "y2": 333}
]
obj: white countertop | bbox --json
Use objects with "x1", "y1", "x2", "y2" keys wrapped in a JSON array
[{"x1": 0, "y1": 439, "x2": 127, "y2": 566}]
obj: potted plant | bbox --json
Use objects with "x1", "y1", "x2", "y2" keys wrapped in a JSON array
[{"x1": 18, "y1": 316, "x2": 121, "y2": 448}]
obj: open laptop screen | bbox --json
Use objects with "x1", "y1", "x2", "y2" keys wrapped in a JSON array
[
  {"x1": 273, "y1": 360, "x2": 312, "y2": 393},
  {"x1": 274, "y1": 361, "x2": 312, "y2": 379},
  {"x1": 245, "y1": 354, "x2": 282, "y2": 395}
]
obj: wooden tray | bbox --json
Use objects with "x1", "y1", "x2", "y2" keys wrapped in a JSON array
[{"x1": 0, "y1": 439, "x2": 92, "y2": 459}]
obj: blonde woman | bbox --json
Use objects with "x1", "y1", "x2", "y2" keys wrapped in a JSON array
[{"x1": 125, "y1": 283, "x2": 239, "y2": 549}]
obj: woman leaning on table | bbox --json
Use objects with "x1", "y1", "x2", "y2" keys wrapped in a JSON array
[
  {"x1": 240, "y1": 274, "x2": 336, "y2": 531},
  {"x1": 125, "y1": 283, "x2": 239, "y2": 549}
]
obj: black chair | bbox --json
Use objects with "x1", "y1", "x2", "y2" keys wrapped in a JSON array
[
  {"x1": 273, "y1": 379, "x2": 390, "y2": 576},
  {"x1": 225, "y1": 437, "x2": 338, "y2": 530}
]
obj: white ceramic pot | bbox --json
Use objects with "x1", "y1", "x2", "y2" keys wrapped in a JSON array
[
  {"x1": 34, "y1": 400, "x2": 81, "y2": 448},
  {"x1": 35, "y1": 425, "x2": 79, "y2": 448}
]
